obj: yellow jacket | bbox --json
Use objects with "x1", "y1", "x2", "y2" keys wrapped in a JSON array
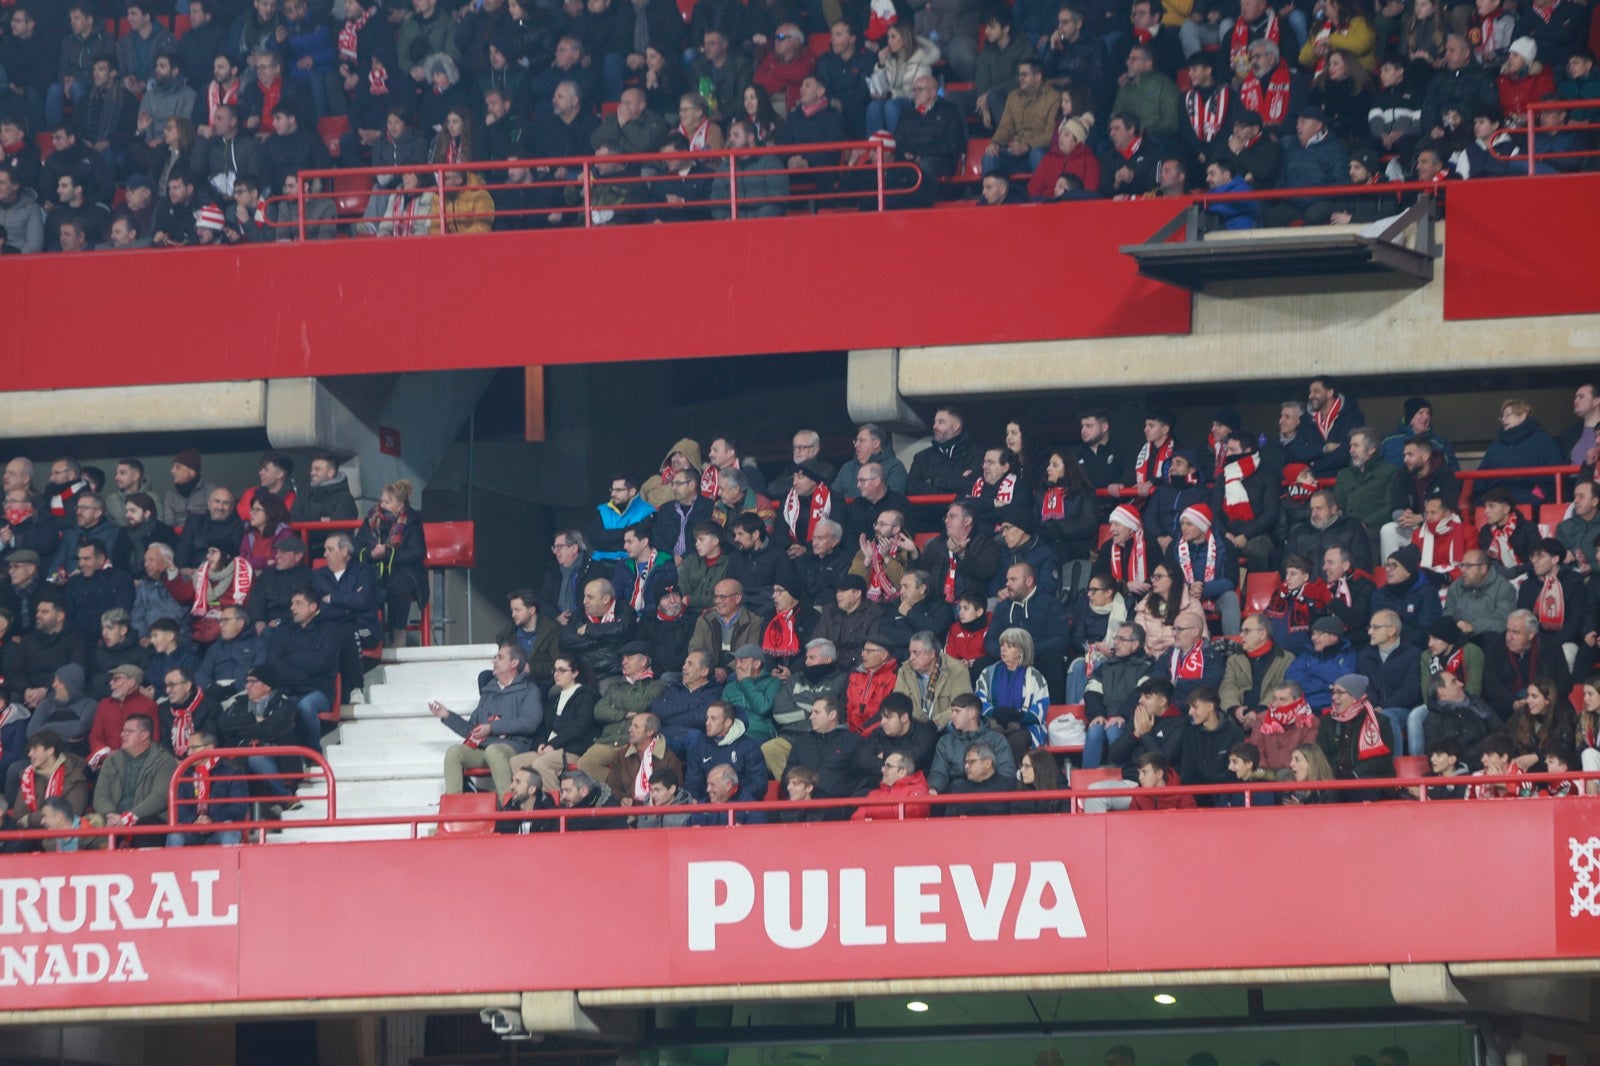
[
  {"x1": 445, "y1": 177, "x2": 495, "y2": 234},
  {"x1": 993, "y1": 84, "x2": 1063, "y2": 149}
]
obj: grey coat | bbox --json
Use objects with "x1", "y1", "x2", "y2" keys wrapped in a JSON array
[{"x1": 443, "y1": 674, "x2": 545, "y2": 755}]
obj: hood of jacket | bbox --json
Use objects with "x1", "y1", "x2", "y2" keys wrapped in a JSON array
[
  {"x1": 716, "y1": 717, "x2": 749, "y2": 746},
  {"x1": 1497, "y1": 417, "x2": 1546, "y2": 447},
  {"x1": 660, "y1": 437, "x2": 705, "y2": 472},
  {"x1": 54, "y1": 663, "x2": 86, "y2": 700}
]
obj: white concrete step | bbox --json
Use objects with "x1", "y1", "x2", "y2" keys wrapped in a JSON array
[
  {"x1": 372, "y1": 659, "x2": 489, "y2": 681},
  {"x1": 323, "y1": 756, "x2": 449, "y2": 781},
  {"x1": 300, "y1": 776, "x2": 445, "y2": 809},
  {"x1": 272, "y1": 821, "x2": 422, "y2": 843},
  {"x1": 325, "y1": 739, "x2": 453, "y2": 764},
  {"x1": 338, "y1": 718, "x2": 464, "y2": 744},
  {"x1": 365, "y1": 682, "x2": 481, "y2": 705},
  {"x1": 344, "y1": 700, "x2": 453, "y2": 721},
  {"x1": 387, "y1": 643, "x2": 498, "y2": 663}
]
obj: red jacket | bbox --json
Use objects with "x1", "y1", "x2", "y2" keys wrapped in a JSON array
[
  {"x1": 846, "y1": 658, "x2": 899, "y2": 735},
  {"x1": 753, "y1": 46, "x2": 817, "y2": 110},
  {"x1": 1129, "y1": 767, "x2": 1197, "y2": 810},
  {"x1": 1028, "y1": 138, "x2": 1101, "y2": 200},
  {"x1": 852, "y1": 771, "x2": 932, "y2": 819},
  {"x1": 89, "y1": 692, "x2": 160, "y2": 756},
  {"x1": 1410, "y1": 517, "x2": 1476, "y2": 583},
  {"x1": 945, "y1": 613, "x2": 991, "y2": 663},
  {"x1": 1498, "y1": 66, "x2": 1555, "y2": 123}
]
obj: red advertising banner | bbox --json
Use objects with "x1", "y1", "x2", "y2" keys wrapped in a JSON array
[
  {"x1": 2, "y1": 800, "x2": 1596, "y2": 1013},
  {"x1": 1443, "y1": 174, "x2": 1600, "y2": 321}
]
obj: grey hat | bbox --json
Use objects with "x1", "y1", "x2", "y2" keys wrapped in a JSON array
[
  {"x1": 110, "y1": 663, "x2": 144, "y2": 684},
  {"x1": 1334, "y1": 673, "x2": 1368, "y2": 700},
  {"x1": 732, "y1": 643, "x2": 764, "y2": 660},
  {"x1": 7, "y1": 549, "x2": 39, "y2": 566},
  {"x1": 1311, "y1": 616, "x2": 1346, "y2": 636}
]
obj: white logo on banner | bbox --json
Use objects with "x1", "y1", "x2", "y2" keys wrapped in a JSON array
[{"x1": 1569, "y1": 837, "x2": 1600, "y2": 918}]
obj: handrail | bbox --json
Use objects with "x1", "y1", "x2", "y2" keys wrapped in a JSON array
[
  {"x1": 902, "y1": 464, "x2": 1583, "y2": 509},
  {"x1": 1485, "y1": 98, "x2": 1600, "y2": 175},
  {"x1": 274, "y1": 140, "x2": 912, "y2": 238},
  {"x1": 2, "y1": 769, "x2": 1591, "y2": 846},
  {"x1": 288, "y1": 519, "x2": 363, "y2": 536},
  {"x1": 167, "y1": 744, "x2": 335, "y2": 827}
]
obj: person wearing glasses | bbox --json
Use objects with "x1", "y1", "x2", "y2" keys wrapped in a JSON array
[
  {"x1": 1355, "y1": 608, "x2": 1422, "y2": 753},
  {"x1": 510, "y1": 655, "x2": 599, "y2": 792}
]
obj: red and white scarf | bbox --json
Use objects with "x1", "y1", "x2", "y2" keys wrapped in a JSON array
[
  {"x1": 586, "y1": 602, "x2": 618, "y2": 625},
  {"x1": 1470, "y1": 762, "x2": 1530, "y2": 800},
  {"x1": 763, "y1": 608, "x2": 801, "y2": 658},
  {"x1": 1186, "y1": 85, "x2": 1231, "y2": 143},
  {"x1": 1169, "y1": 638, "x2": 1208, "y2": 681},
  {"x1": 191, "y1": 559, "x2": 253, "y2": 616},
  {"x1": 1417, "y1": 514, "x2": 1466, "y2": 576},
  {"x1": 782, "y1": 482, "x2": 830, "y2": 542},
  {"x1": 942, "y1": 547, "x2": 961, "y2": 603},
  {"x1": 169, "y1": 689, "x2": 206, "y2": 758},
  {"x1": 633, "y1": 743, "x2": 654, "y2": 803},
  {"x1": 1330, "y1": 575, "x2": 1356, "y2": 606},
  {"x1": 1311, "y1": 392, "x2": 1344, "y2": 441},
  {"x1": 18, "y1": 758, "x2": 65, "y2": 813},
  {"x1": 338, "y1": 6, "x2": 374, "y2": 63},
  {"x1": 629, "y1": 557, "x2": 654, "y2": 611},
  {"x1": 1221, "y1": 453, "x2": 1258, "y2": 523},
  {"x1": 1259, "y1": 695, "x2": 1316, "y2": 735},
  {"x1": 1134, "y1": 437, "x2": 1173, "y2": 489},
  {"x1": 369, "y1": 64, "x2": 389, "y2": 96},
  {"x1": 972, "y1": 473, "x2": 1016, "y2": 505},
  {"x1": 1108, "y1": 504, "x2": 1148, "y2": 586},
  {"x1": 1329, "y1": 696, "x2": 1391, "y2": 761},
  {"x1": 1239, "y1": 61, "x2": 1294, "y2": 126},
  {"x1": 1537, "y1": 571, "x2": 1566, "y2": 630},
  {"x1": 1306, "y1": 17, "x2": 1344, "y2": 76},
  {"x1": 863, "y1": 540, "x2": 899, "y2": 603},
  {"x1": 1207, "y1": 431, "x2": 1228, "y2": 479},
  {"x1": 1230, "y1": 9, "x2": 1280, "y2": 71},
  {"x1": 699, "y1": 464, "x2": 721, "y2": 499},
  {"x1": 1040, "y1": 486, "x2": 1065, "y2": 520},
  {"x1": 679, "y1": 118, "x2": 710, "y2": 150},
  {"x1": 206, "y1": 78, "x2": 240, "y2": 126},
  {"x1": 191, "y1": 757, "x2": 217, "y2": 816},
  {"x1": 1177, "y1": 532, "x2": 1218, "y2": 584},
  {"x1": 1429, "y1": 645, "x2": 1467, "y2": 680},
  {"x1": 1488, "y1": 510, "x2": 1522, "y2": 570}
]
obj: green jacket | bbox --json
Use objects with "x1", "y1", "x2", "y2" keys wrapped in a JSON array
[
  {"x1": 1111, "y1": 73, "x2": 1181, "y2": 138},
  {"x1": 677, "y1": 553, "x2": 730, "y2": 613},
  {"x1": 1335, "y1": 459, "x2": 1399, "y2": 532},
  {"x1": 93, "y1": 745, "x2": 179, "y2": 821},
  {"x1": 592, "y1": 675, "x2": 668, "y2": 745},
  {"x1": 724, "y1": 674, "x2": 782, "y2": 741}
]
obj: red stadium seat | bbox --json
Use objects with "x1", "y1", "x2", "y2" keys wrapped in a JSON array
[
  {"x1": 807, "y1": 32, "x2": 830, "y2": 56},
  {"x1": 424, "y1": 521, "x2": 476, "y2": 568},
  {"x1": 1393, "y1": 755, "x2": 1428, "y2": 779},
  {"x1": 35, "y1": 132, "x2": 52, "y2": 160},
  {"x1": 1244, "y1": 572, "x2": 1277, "y2": 614},
  {"x1": 601, "y1": 100, "x2": 619, "y2": 116},
  {"x1": 317, "y1": 115, "x2": 349, "y2": 158},
  {"x1": 1539, "y1": 502, "x2": 1569, "y2": 535},
  {"x1": 1069, "y1": 766, "x2": 1124, "y2": 811},
  {"x1": 963, "y1": 137, "x2": 988, "y2": 179},
  {"x1": 437, "y1": 792, "x2": 496, "y2": 836},
  {"x1": 333, "y1": 171, "x2": 368, "y2": 217},
  {"x1": 1096, "y1": 523, "x2": 1111, "y2": 549},
  {"x1": 676, "y1": 0, "x2": 695, "y2": 21},
  {"x1": 765, "y1": 780, "x2": 780, "y2": 801},
  {"x1": 914, "y1": 531, "x2": 937, "y2": 550},
  {"x1": 173, "y1": 14, "x2": 191, "y2": 38}
]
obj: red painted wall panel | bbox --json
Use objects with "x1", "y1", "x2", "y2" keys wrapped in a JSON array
[
  {"x1": 0, "y1": 201, "x2": 1189, "y2": 393},
  {"x1": 3, "y1": 799, "x2": 1598, "y2": 1012},
  {"x1": 1443, "y1": 173, "x2": 1600, "y2": 321}
]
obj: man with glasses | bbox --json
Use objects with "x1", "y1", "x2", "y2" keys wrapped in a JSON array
[
  {"x1": 432, "y1": 645, "x2": 544, "y2": 796},
  {"x1": 842, "y1": 462, "x2": 913, "y2": 546},
  {"x1": 1165, "y1": 614, "x2": 1224, "y2": 707},
  {"x1": 51, "y1": 493, "x2": 129, "y2": 579},
  {"x1": 539, "y1": 531, "x2": 610, "y2": 626},
  {"x1": 653, "y1": 471, "x2": 714, "y2": 565},
  {"x1": 832, "y1": 424, "x2": 907, "y2": 499},
  {"x1": 1220, "y1": 614, "x2": 1295, "y2": 725},
  {"x1": 1355, "y1": 609, "x2": 1423, "y2": 754},
  {"x1": 589, "y1": 474, "x2": 655, "y2": 563},
  {"x1": 768, "y1": 429, "x2": 835, "y2": 502},
  {"x1": 196, "y1": 606, "x2": 265, "y2": 694},
  {"x1": 1443, "y1": 550, "x2": 1516, "y2": 640},
  {"x1": 688, "y1": 579, "x2": 764, "y2": 679},
  {"x1": 753, "y1": 23, "x2": 814, "y2": 112},
  {"x1": 1081, "y1": 623, "x2": 1152, "y2": 768}
]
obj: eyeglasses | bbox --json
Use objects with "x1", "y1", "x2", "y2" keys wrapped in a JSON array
[{"x1": 553, "y1": 665, "x2": 574, "y2": 673}]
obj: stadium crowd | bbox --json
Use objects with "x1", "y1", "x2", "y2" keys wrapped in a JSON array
[
  {"x1": 3, "y1": 375, "x2": 1600, "y2": 843},
  {"x1": 0, "y1": 0, "x2": 1592, "y2": 250},
  {"x1": 0, "y1": 449, "x2": 429, "y2": 845}
]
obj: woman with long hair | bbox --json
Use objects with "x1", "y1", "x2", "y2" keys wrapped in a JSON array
[
  {"x1": 1285, "y1": 743, "x2": 1338, "y2": 804},
  {"x1": 1014, "y1": 748, "x2": 1065, "y2": 813},
  {"x1": 740, "y1": 84, "x2": 783, "y2": 144},
  {"x1": 866, "y1": 23, "x2": 940, "y2": 133},
  {"x1": 1310, "y1": 49, "x2": 1375, "y2": 141},
  {"x1": 1133, "y1": 562, "x2": 1207, "y2": 657},
  {"x1": 510, "y1": 654, "x2": 600, "y2": 791},
  {"x1": 1037, "y1": 449, "x2": 1098, "y2": 561},
  {"x1": 356, "y1": 479, "x2": 430, "y2": 646},
  {"x1": 429, "y1": 105, "x2": 477, "y2": 165},
  {"x1": 1299, "y1": 0, "x2": 1377, "y2": 73},
  {"x1": 239, "y1": 492, "x2": 292, "y2": 572},
  {"x1": 1507, "y1": 677, "x2": 1577, "y2": 770}
]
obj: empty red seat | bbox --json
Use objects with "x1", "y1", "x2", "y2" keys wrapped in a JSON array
[
  {"x1": 807, "y1": 32, "x2": 830, "y2": 56},
  {"x1": 333, "y1": 171, "x2": 368, "y2": 217},
  {"x1": 317, "y1": 114, "x2": 349, "y2": 158},
  {"x1": 963, "y1": 137, "x2": 988, "y2": 178},
  {"x1": 1393, "y1": 755, "x2": 1428, "y2": 779},
  {"x1": 1244, "y1": 571, "x2": 1278, "y2": 614},
  {"x1": 437, "y1": 792, "x2": 496, "y2": 836},
  {"x1": 35, "y1": 132, "x2": 52, "y2": 160},
  {"x1": 913, "y1": 531, "x2": 937, "y2": 551},
  {"x1": 423, "y1": 521, "x2": 476, "y2": 568},
  {"x1": 172, "y1": 13, "x2": 191, "y2": 38},
  {"x1": 1539, "y1": 502, "x2": 1569, "y2": 534}
]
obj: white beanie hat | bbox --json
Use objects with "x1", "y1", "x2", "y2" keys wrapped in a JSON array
[{"x1": 1509, "y1": 36, "x2": 1537, "y2": 65}]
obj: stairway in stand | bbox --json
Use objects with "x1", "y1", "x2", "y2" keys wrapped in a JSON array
[{"x1": 276, "y1": 643, "x2": 497, "y2": 843}]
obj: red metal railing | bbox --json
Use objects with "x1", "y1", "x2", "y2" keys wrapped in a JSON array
[
  {"x1": 1482, "y1": 98, "x2": 1600, "y2": 175},
  {"x1": 2, "y1": 768, "x2": 1592, "y2": 847},
  {"x1": 907, "y1": 464, "x2": 1584, "y2": 509},
  {"x1": 271, "y1": 141, "x2": 917, "y2": 239}
]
